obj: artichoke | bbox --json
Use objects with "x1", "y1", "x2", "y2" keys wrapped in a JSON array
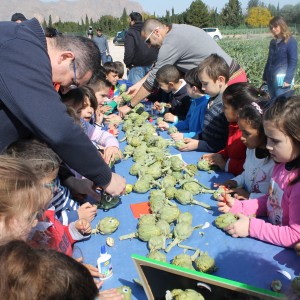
[
  {"x1": 174, "y1": 189, "x2": 212, "y2": 210},
  {"x1": 121, "y1": 92, "x2": 131, "y2": 102},
  {"x1": 116, "y1": 286, "x2": 132, "y2": 300},
  {"x1": 138, "y1": 214, "x2": 156, "y2": 227},
  {"x1": 291, "y1": 276, "x2": 300, "y2": 295},
  {"x1": 170, "y1": 156, "x2": 185, "y2": 172},
  {"x1": 129, "y1": 162, "x2": 143, "y2": 176},
  {"x1": 156, "y1": 219, "x2": 171, "y2": 238},
  {"x1": 147, "y1": 250, "x2": 167, "y2": 262},
  {"x1": 197, "y1": 158, "x2": 216, "y2": 172},
  {"x1": 168, "y1": 126, "x2": 178, "y2": 134},
  {"x1": 161, "y1": 175, "x2": 177, "y2": 188},
  {"x1": 128, "y1": 136, "x2": 142, "y2": 147},
  {"x1": 149, "y1": 197, "x2": 165, "y2": 214},
  {"x1": 177, "y1": 212, "x2": 193, "y2": 226},
  {"x1": 165, "y1": 222, "x2": 194, "y2": 252},
  {"x1": 194, "y1": 252, "x2": 217, "y2": 273},
  {"x1": 168, "y1": 289, "x2": 205, "y2": 300},
  {"x1": 214, "y1": 212, "x2": 238, "y2": 229},
  {"x1": 125, "y1": 184, "x2": 133, "y2": 194},
  {"x1": 119, "y1": 224, "x2": 161, "y2": 242},
  {"x1": 156, "y1": 117, "x2": 164, "y2": 125},
  {"x1": 91, "y1": 217, "x2": 120, "y2": 235},
  {"x1": 213, "y1": 185, "x2": 227, "y2": 200},
  {"x1": 119, "y1": 84, "x2": 127, "y2": 93},
  {"x1": 97, "y1": 194, "x2": 121, "y2": 211},
  {"x1": 172, "y1": 171, "x2": 184, "y2": 182},
  {"x1": 133, "y1": 179, "x2": 151, "y2": 193},
  {"x1": 165, "y1": 186, "x2": 177, "y2": 200},
  {"x1": 185, "y1": 164, "x2": 198, "y2": 176},
  {"x1": 175, "y1": 140, "x2": 186, "y2": 149},
  {"x1": 172, "y1": 253, "x2": 194, "y2": 270},
  {"x1": 148, "y1": 235, "x2": 165, "y2": 251},
  {"x1": 157, "y1": 205, "x2": 180, "y2": 224}
]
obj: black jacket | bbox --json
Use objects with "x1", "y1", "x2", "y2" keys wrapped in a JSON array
[
  {"x1": 0, "y1": 18, "x2": 112, "y2": 187},
  {"x1": 124, "y1": 22, "x2": 158, "y2": 68}
]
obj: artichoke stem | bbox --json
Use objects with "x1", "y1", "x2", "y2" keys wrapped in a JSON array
[
  {"x1": 192, "y1": 200, "x2": 212, "y2": 210},
  {"x1": 119, "y1": 232, "x2": 137, "y2": 240},
  {"x1": 165, "y1": 238, "x2": 180, "y2": 253}
]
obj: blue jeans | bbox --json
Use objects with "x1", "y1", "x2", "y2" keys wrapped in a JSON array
[
  {"x1": 267, "y1": 81, "x2": 291, "y2": 100},
  {"x1": 100, "y1": 52, "x2": 107, "y2": 65},
  {"x1": 128, "y1": 66, "x2": 151, "y2": 84}
]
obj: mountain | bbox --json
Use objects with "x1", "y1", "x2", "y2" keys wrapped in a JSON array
[{"x1": 1, "y1": 0, "x2": 144, "y2": 23}]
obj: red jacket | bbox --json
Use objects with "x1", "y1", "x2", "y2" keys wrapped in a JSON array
[{"x1": 218, "y1": 122, "x2": 246, "y2": 176}]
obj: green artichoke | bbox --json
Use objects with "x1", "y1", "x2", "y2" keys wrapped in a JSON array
[
  {"x1": 116, "y1": 286, "x2": 132, "y2": 300},
  {"x1": 172, "y1": 253, "x2": 194, "y2": 270},
  {"x1": 174, "y1": 189, "x2": 211, "y2": 209},
  {"x1": 138, "y1": 214, "x2": 156, "y2": 227},
  {"x1": 133, "y1": 179, "x2": 151, "y2": 193},
  {"x1": 147, "y1": 250, "x2": 167, "y2": 262},
  {"x1": 169, "y1": 289, "x2": 205, "y2": 300},
  {"x1": 195, "y1": 252, "x2": 217, "y2": 273},
  {"x1": 91, "y1": 217, "x2": 120, "y2": 235},
  {"x1": 148, "y1": 235, "x2": 165, "y2": 251},
  {"x1": 177, "y1": 212, "x2": 193, "y2": 226},
  {"x1": 157, "y1": 205, "x2": 180, "y2": 224},
  {"x1": 214, "y1": 212, "x2": 238, "y2": 229},
  {"x1": 291, "y1": 276, "x2": 300, "y2": 295},
  {"x1": 270, "y1": 280, "x2": 282, "y2": 292},
  {"x1": 168, "y1": 126, "x2": 178, "y2": 134}
]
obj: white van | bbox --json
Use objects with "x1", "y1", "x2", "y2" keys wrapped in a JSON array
[{"x1": 202, "y1": 28, "x2": 223, "y2": 40}]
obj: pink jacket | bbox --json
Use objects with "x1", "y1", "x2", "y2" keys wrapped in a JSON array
[{"x1": 230, "y1": 163, "x2": 300, "y2": 247}]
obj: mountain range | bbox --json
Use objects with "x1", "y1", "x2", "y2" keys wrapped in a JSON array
[{"x1": 1, "y1": 0, "x2": 144, "y2": 23}]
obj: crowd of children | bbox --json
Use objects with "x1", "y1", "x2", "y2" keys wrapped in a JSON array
[{"x1": 1, "y1": 29, "x2": 300, "y2": 299}]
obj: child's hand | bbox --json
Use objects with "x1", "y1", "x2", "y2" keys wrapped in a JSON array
[
  {"x1": 77, "y1": 202, "x2": 97, "y2": 222},
  {"x1": 75, "y1": 218, "x2": 92, "y2": 235},
  {"x1": 104, "y1": 146, "x2": 122, "y2": 165},
  {"x1": 230, "y1": 188, "x2": 250, "y2": 200},
  {"x1": 113, "y1": 95, "x2": 122, "y2": 104},
  {"x1": 157, "y1": 121, "x2": 169, "y2": 131},
  {"x1": 164, "y1": 112, "x2": 175, "y2": 122},
  {"x1": 104, "y1": 114, "x2": 122, "y2": 125},
  {"x1": 217, "y1": 192, "x2": 235, "y2": 213},
  {"x1": 294, "y1": 242, "x2": 300, "y2": 256},
  {"x1": 98, "y1": 289, "x2": 124, "y2": 300},
  {"x1": 223, "y1": 213, "x2": 250, "y2": 238},
  {"x1": 95, "y1": 107, "x2": 104, "y2": 125},
  {"x1": 178, "y1": 138, "x2": 199, "y2": 152},
  {"x1": 75, "y1": 257, "x2": 103, "y2": 278},
  {"x1": 216, "y1": 179, "x2": 237, "y2": 190},
  {"x1": 202, "y1": 153, "x2": 226, "y2": 170},
  {"x1": 100, "y1": 105, "x2": 112, "y2": 115},
  {"x1": 170, "y1": 132, "x2": 184, "y2": 141},
  {"x1": 108, "y1": 124, "x2": 119, "y2": 137},
  {"x1": 152, "y1": 101, "x2": 163, "y2": 112}
]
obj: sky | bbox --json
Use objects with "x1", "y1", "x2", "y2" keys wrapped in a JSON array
[{"x1": 41, "y1": 0, "x2": 300, "y2": 16}]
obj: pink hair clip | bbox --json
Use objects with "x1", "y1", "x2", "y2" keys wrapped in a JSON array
[{"x1": 251, "y1": 102, "x2": 263, "y2": 114}]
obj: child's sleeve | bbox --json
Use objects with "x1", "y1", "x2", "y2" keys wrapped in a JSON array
[
  {"x1": 90, "y1": 126, "x2": 119, "y2": 149},
  {"x1": 183, "y1": 132, "x2": 197, "y2": 138},
  {"x1": 229, "y1": 196, "x2": 265, "y2": 216},
  {"x1": 68, "y1": 222, "x2": 90, "y2": 241},
  {"x1": 226, "y1": 158, "x2": 245, "y2": 176}
]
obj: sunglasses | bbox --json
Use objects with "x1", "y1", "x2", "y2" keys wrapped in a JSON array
[{"x1": 144, "y1": 27, "x2": 159, "y2": 45}]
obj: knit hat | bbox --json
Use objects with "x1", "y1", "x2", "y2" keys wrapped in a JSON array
[{"x1": 11, "y1": 13, "x2": 27, "y2": 22}]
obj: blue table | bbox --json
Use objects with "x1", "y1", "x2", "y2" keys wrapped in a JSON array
[{"x1": 75, "y1": 133, "x2": 299, "y2": 299}]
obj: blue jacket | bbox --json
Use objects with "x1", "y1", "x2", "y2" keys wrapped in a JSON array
[
  {"x1": 173, "y1": 95, "x2": 209, "y2": 138},
  {"x1": 263, "y1": 36, "x2": 298, "y2": 84},
  {"x1": 0, "y1": 18, "x2": 112, "y2": 186}
]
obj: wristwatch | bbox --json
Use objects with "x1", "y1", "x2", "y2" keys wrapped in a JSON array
[{"x1": 127, "y1": 101, "x2": 135, "y2": 109}]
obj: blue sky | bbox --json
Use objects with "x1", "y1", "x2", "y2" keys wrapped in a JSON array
[{"x1": 41, "y1": 0, "x2": 300, "y2": 16}]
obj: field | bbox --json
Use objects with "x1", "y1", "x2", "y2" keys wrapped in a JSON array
[{"x1": 219, "y1": 37, "x2": 300, "y2": 93}]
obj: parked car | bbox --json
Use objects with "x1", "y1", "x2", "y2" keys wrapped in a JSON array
[
  {"x1": 202, "y1": 28, "x2": 223, "y2": 40},
  {"x1": 113, "y1": 30, "x2": 127, "y2": 46}
]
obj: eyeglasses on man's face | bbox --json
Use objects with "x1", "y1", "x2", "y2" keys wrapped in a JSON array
[{"x1": 144, "y1": 27, "x2": 159, "y2": 45}]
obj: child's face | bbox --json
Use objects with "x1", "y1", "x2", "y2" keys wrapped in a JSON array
[
  {"x1": 158, "y1": 81, "x2": 172, "y2": 93},
  {"x1": 80, "y1": 96, "x2": 95, "y2": 122},
  {"x1": 95, "y1": 87, "x2": 110, "y2": 106},
  {"x1": 223, "y1": 100, "x2": 238, "y2": 123},
  {"x1": 106, "y1": 72, "x2": 119, "y2": 86},
  {"x1": 238, "y1": 118, "x2": 265, "y2": 149},
  {"x1": 199, "y1": 71, "x2": 224, "y2": 97},
  {"x1": 264, "y1": 120, "x2": 298, "y2": 163}
]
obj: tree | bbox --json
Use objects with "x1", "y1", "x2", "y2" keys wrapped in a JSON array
[
  {"x1": 208, "y1": 8, "x2": 220, "y2": 26},
  {"x1": 120, "y1": 8, "x2": 128, "y2": 29},
  {"x1": 48, "y1": 15, "x2": 52, "y2": 27},
  {"x1": 246, "y1": 6, "x2": 272, "y2": 27},
  {"x1": 185, "y1": 0, "x2": 209, "y2": 28},
  {"x1": 220, "y1": 0, "x2": 243, "y2": 27},
  {"x1": 42, "y1": 18, "x2": 47, "y2": 28},
  {"x1": 267, "y1": 4, "x2": 277, "y2": 17}
]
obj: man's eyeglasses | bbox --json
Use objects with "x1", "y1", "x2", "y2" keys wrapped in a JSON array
[
  {"x1": 144, "y1": 27, "x2": 159, "y2": 45},
  {"x1": 72, "y1": 60, "x2": 79, "y2": 87}
]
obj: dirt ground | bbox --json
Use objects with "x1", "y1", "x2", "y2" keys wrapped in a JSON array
[{"x1": 108, "y1": 39, "x2": 127, "y2": 78}]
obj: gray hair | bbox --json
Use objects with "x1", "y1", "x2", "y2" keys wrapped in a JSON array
[
  {"x1": 53, "y1": 35, "x2": 100, "y2": 79},
  {"x1": 142, "y1": 19, "x2": 163, "y2": 35}
]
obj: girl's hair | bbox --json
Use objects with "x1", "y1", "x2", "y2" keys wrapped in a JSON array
[
  {"x1": 223, "y1": 82, "x2": 269, "y2": 111},
  {"x1": 61, "y1": 87, "x2": 84, "y2": 108},
  {"x1": 81, "y1": 86, "x2": 98, "y2": 111},
  {"x1": 114, "y1": 61, "x2": 125, "y2": 78},
  {"x1": 0, "y1": 240, "x2": 99, "y2": 300},
  {"x1": 269, "y1": 16, "x2": 292, "y2": 42},
  {"x1": 6, "y1": 139, "x2": 61, "y2": 177},
  {"x1": 184, "y1": 67, "x2": 203, "y2": 92},
  {"x1": 0, "y1": 156, "x2": 50, "y2": 243},
  {"x1": 264, "y1": 95, "x2": 300, "y2": 183}
]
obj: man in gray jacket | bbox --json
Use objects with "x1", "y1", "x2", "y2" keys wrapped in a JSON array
[{"x1": 93, "y1": 28, "x2": 110, "y2": 65}]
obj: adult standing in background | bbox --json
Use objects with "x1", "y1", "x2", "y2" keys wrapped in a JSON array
[
  {"x1": 124, "y1": 12, "x2": 158, "y2": 84},
  {"x1": 262, "y1": 16, "x2": 298, "y2": 99},
  {"x1": 0, "y1": 18, "x2": 125, "y2": 196},
  {"x1": 118, "y1": 18, "x2": 247, "y2": 117},
  {"x1": 94, "y1": 28, "x2": 110, "y2": 65}
]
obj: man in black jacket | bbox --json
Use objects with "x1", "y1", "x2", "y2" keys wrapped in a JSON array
[
  {"x1": 0, "y1": 18, "x2": 125, "y2": 197},
  {"x1": 124, "y1": 12, "x2": 158, "y2": 84}
]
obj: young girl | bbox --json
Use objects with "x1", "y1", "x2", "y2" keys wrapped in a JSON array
[
  {"x1": 201, "y1": 82, "x2": 268, "y2": 176},
  {"x1": 219, "y1": 100, "x2": 275, "y2": 199},
  {"x1": 218, "y1": 96, "x2": 300, "y2": 248},
  {"x1": 62, "y1": 86, "x2": 122, "y2": 166},
  {"x1": 0, "y1": 155, "x2": 50, "y2": 244},
  {"x1": 158, "y1": 67, "x2": 209, "y2": 141}
]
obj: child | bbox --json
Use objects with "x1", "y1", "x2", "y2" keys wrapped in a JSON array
[
  {"x1": 62, "y1": 86, "x2": 121, "y2": 165},
  {"x1": 0, "y1": 155, "x2": 50, "y2": 244},
  {"x1": 6, "y1": 139, "x2": 97, "y2": 225},
  {"x1": 114, "y1": 60, "x2": 133, "y2": 91},
  {"x1": 0, "y1": 240, "x2": 123, "y2": 300},
  {"x1": 152, "y1": 64, "x2": 191, "y2": 122},
  {"x1": 201, "y1": 82, "x2": 269, "y2": 176},
  {"x1": 217, "y1": 96, "x2": 300, "y2": 248},
  {"x1": 158, "y1": 67, "x2": 209, "y2": 141},
  {"x1": 103, "y1": 61, "x2": 121, "y2": 100},
  {"x1": 179, "y1": 54, "x2": 229, "y2": 152},
  {"x1": 219, "y1": 101, "x2": 275, "y2": 199}
]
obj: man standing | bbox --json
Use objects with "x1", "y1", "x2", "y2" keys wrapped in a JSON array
[
  {"x1": 118, "y1": 19, "x2": 247, "y2": 117},
  {"x1": 124, "y1": 12, "x2": 158, "y2": 84},
  {"x1": 0, "y1": 18, "x2": 125, "y2": 196},
  {"x1": 11, "y1": 13, "x2": 27, "y2": 23},
  {"x1": 94, "y1": 28, "x2": 110, "y2": 65}
]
